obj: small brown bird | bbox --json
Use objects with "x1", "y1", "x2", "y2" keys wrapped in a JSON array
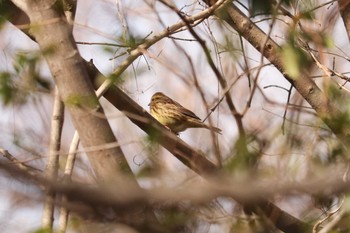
[{"x1": 149, "y1": 92, "x2": 221, "y2": 134}]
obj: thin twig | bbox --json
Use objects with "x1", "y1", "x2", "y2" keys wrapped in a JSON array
[
  {"x1": 42, "y1": 87, "x2": 65, "y2": 229},
  {"x1": 316, "y1": 197, "x2": 345, "y2": 233},
  {"x1": 174, "y1": 42, "x2": 222, "y2": 165},
  {"x1": 159, "y1": 0, "x2": 247, "y2": 142},
  {"x1": 0, "y1": 148, "x2": 42, "y2": 175},
  {"x1": 58, "y1": 131, "x2": 80, "y2": 233},
  {"x1": 95, "y1": 0, "x2": 229, "y2": 99},
  {"x1": 281, "y1": 85, "x2": 293, "y2": 135}
]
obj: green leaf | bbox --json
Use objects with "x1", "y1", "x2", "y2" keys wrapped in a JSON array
[
  {"x1": 281, "y1": 44, "x2": 309, "y2": 79},
  {"x1": 224, "y1": 135, "x2": 260, "y2": 174},
  {"x1": 0, "y1": 72, "x2": 14, "y2": 105},
  {"x1": 65, "y1": 94, "x2": 99, "y2": 108},
  {"x1": 32, "y1": 227, "x2": 53, "y2": 233},
  {"x1": 299, "y1": 11, "x2": 315, "y2": 20},
  {"x1": 322, "y1": 33, "x2": 334, "y2": 48},
  {"x1": 249, "y1": 0, "x2": 294, "y2": 15}
]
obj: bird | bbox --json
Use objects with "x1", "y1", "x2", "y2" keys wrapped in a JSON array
[{"x1": 148, "y1": 92, "x2": 221, "y2": 134}]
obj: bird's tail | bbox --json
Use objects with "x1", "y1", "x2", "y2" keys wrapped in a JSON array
[
  {"x1": 210, "y1": 126, "x2": 222, "y2": 134},
  {"x1": 188, "y1": 119, "x2": 222, "y2": 134},
  {"x1": 203, "y1": 124, "x2": 222, "y2": 134}
]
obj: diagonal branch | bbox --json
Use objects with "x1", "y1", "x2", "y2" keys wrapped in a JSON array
[
  {"x1": 202, "y1": 0, "x2": 350, "y2": 142},
  {"x1": 4, "y1": 2, "x2": 311, "y2": 232},
  {"x1": 9, "y1": 0, "x2": 136, "y2": 186},
  {"x1": 339, "y1": 0, "x2": 350, "y2": 42},
  {"x1": 87, "y1": 61, "x2": 311, "y2": 233}
]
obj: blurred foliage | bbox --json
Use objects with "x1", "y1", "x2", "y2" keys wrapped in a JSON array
[
  {"x1": 0, "y1": 51, "x2": 51, "y2": 106},
  {"x1": 224, "y1": 134, "x2": 264, "y2": 174},
  {"x1": 281, "y1": 42, "x2": 310, "y2": 79},
  {"x1": 1, "y1": 0, "x2": 350, "y2": 233},
  {"x1": 230, "y1": 217, "x2": 272, "y2": 233},
  {"x1": 249, "y1": 0, "x2": 317, "y2": 18},
  {"x1": 327, "y1": 81, "x2": 350, "y2": 113},
  {"x1": 107, "y1": 72, "x2": 126, "y2": 86},
  {"x1": 102, "y1": 33, "x2": 151, "y2": 87},
  {"x1": 219, "y1": 33, "x2": 243, "y2": 61},
  {"x1": 65, "y1": 94, "x2": 99, "y2": 108},
  {"x1": 249, "y1": 0, "x2": 293, "y2": 15},
  {"x1": 0, "y1": 72, "x2": 14, "y2": 105},
  {"x1": 32, "y1": 227, "x2": 53, "y2": 233},
  {"x1": 135, "y1": 136, "x2": 162, "y2": 178},
  {"x1": 103, "y1": 32, "x2": 151, "y2": 57},
  {"x1": 55, "y1": 0, "x2": 77, "y2": 13},
  {"x1": 156, "y1": 206, "x2": 193, "y2": 232},
  {"x1": 0, "y1": 0, "x2": 14, "y2": 30},
  {"x1": 280, "y1": 26, "x2": 314, "y2": 79}
]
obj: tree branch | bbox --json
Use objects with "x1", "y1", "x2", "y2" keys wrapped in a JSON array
[
  {"x1": 42, "y1": 87, "x2": 64, "y2": 229},
  {"x1": 9, "y1": 0, "x2": 136, "y2": 185},
  {"x1": 203, "y1": 0, "x2": 350, "y2": 141},
  {"x1": 87, "y1": 61, "x2": 311, "y2": 232}
]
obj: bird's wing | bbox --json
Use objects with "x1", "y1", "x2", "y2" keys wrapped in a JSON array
[
  {"x1": 181, "y1": 107, "x2": 201, "y2": 120},
  {"x1": 163, "y1": 96, "x2": 202, "y2": 121}
]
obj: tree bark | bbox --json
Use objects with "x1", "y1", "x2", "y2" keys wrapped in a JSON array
[
  {"x1": 10, "y1": 0, "x2": 135, "y2": 185},
  {"x1": 339, "y1": 0, "x2": 350, "y2": 41},
  {"x1": 87, "y1": 62, "x2": 311, "y2": 233},
  {"x1": 3, "y1": 1, "x2": 313, "y2": 232},
  {"x1": 202, "y1": 0, "x2": 350, "y2": 146}
]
